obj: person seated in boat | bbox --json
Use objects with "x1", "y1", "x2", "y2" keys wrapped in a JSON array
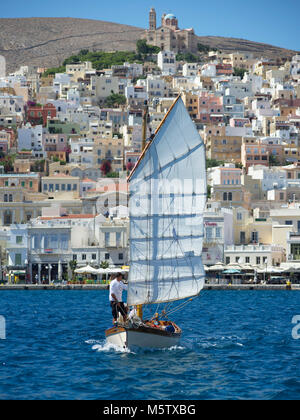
[
  {"x1": 109, "y1": 272, "x2": 128, "y2": 324},
  {"x1": 145, "y1": 313, "x2": 161, "y2": 328}
]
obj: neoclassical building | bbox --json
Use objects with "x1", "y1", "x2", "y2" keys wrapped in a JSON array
[{"x1": 143, "y1": 8, "x2": 198, "y2": 53}]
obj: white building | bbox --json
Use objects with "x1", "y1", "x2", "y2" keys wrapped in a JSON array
[
  {"x1": 0, "y1": 55, "x2": 6, "y2": 78},
  {"x1": 224, "y1": 244, "x2": 285, "y2": 267},
  {"x1": 6, "y1": 224, "x2": 29, "y2": 282},
  {"x1": 203, "y1": 203, "x2": 234, "y2": 265},
  {"x1": 146, "y1": 76, "x2": 169, "y2": 98},
  {"x1": 182, "y1": 63, "x2": 198, "y2": 77},
  {"x1": 157, "y1": 51, "x2": 176, "y2": 75},
  {"x1": 247, "y1": 165, "x2": 287, "y2": 191},
  {"x1": 17, "y1": 124, "x2": 45, "y2": 157}
]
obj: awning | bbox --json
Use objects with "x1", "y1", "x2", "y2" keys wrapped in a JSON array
[
  {"x1": 223, "y1": 269, "x2": 241, "y2": 274},
  {"x1": 9, "y1": 270, "x2": 26, "y2": 274},
  {"x1": 74, "y1": 265, "x2": 99, "y2": 275}
]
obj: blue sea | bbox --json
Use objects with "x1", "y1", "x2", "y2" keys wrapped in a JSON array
[{"x1": 0, "y1": 290, "x2": 299, "y2": 400}]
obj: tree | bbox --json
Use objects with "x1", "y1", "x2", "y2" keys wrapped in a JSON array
[
  {"x1": 233, "y1": 67, "x2": 247, "y2": 78},
  {"x1": 100, "y1": 160, "x2": 112, "y2": 175},
  {"x1": 176, "y1": 52, "x2": 200, "y2": 62},
  {"x1": 197, "y1": 43, "x2": 210, "y2": 53},
  {"x1": 269, "y1": 155, "x2": 282, "y2": 167},
  {"x1": 206, "y1": 158, "x2": 225, "y2": 168},
  {"x1": 136, "y1": 39, "x2": 160, "y2": 55},
  {"x1": 207, "y1": 185, "x2": 212, "y2": 199},
  {"x1": 104, "y1": 93, "x2": 126, "y2": 108},
  {"x1": 100, "y1": 261, "x2": 109, "y2": 269},
  {"x1": 69, "y1": 260, "x2": 77, "y2": 282},
  {"x1": 136, "y1": 39, "x2": 149, "y2": 55}
]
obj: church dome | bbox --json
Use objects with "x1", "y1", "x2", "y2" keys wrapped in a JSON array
[{"x1": 164, "y1": 13, "x2": 176, "y2": 20}]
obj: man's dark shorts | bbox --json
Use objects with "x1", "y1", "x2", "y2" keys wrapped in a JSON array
[{"x1": 110, "y1": 301, "x2": 127, "y2": 320}]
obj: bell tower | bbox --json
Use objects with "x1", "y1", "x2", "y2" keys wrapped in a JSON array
[{"x1": 149, "y1": 7, "x2": 156, "y2": 30}]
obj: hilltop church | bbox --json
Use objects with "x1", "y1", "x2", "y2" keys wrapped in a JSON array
[{"x1": 143, "y1": 8, "x2": 198, "y2": 54}]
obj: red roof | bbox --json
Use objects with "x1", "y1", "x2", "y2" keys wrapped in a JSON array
[{"x1": 40, "y1": 214, "x2": 95, "y2": 220}]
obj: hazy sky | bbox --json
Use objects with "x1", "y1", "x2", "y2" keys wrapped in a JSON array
[{"x1": 1, "y1": 0, "x2": 299, "y2": 51}]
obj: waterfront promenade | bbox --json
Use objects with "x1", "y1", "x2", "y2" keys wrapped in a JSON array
[{"x1": 0, "y1": 283, "x2": 299, "y2": 290}]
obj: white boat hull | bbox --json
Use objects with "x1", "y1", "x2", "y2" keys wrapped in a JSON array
[{"x1": 105, "y1": 325, "x2": 181, "y2": 349}]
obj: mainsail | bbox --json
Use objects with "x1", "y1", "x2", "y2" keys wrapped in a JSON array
[{"x1": 127, "y1": 96, "x2": 206, "y2": 306}]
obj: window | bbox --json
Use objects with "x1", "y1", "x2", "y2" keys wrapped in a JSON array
[
  {"x1": 15, "y1": 254, "x2": 22, "y2": 266},
  {"x1": 226, "y1": 257, "x2": 230, "y2": 264},
  {"x1": 285, "y1": 221, "x2": 293, "y2": 225},
  {"x1": 251, "y1": 231, "x2": 258, "y2": 243},
  {"x1": 240, "y1": 232, "x2": 246, "y2": 244},
  {"x1": 206, "y1": 227, "x2": 213, "y2": 239},
  {"x1": 105, "y1": 253, "x2": 110, "y2": 260},
  {"x1": 82, "y1": 254, "x2": 86, "y2": 260},
  {"x1": 73, "y1": 254, "x2": 77, "y2": 261},
  {"x1": 61, "y1": 234, "x2": 68, "y2": 250},
  {"x1": 16, "y1": 236, "x2": 23, "y2": 244},
  {"x1": 92, "y1": 253, "x2": 97, "y2": 260},
  {"x1": 118, "y1": 253, "x2": 123, "y2": 260},
  {"x1": 116, "y1": 232, "x2": 121, "y2": 246},
  {"x1": 223, "y1": 192, "x2": 228, "y2": 201},
  {"x1": 245, "y1": 256, "x2": 250, "y2": 263},
  {"x1": 105, "y1": 232, "x2": 110, "y2": 246},
  {"x1": 256, "y1": 256, "x2": 261, "y2": 265},
  {"x1": 216, "y1": 227, "x2": 221, "y2": 238}
]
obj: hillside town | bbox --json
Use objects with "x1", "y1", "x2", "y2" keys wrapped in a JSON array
[{"x1": 0, "y1": 8, "x2": 300, "y2": 285}]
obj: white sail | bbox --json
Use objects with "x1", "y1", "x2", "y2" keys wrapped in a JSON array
[{"x1": 127, "y1": 96, "x2": 206, "y2": 306}]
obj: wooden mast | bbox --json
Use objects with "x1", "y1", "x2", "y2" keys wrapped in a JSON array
[{"x1": 136, "y1": 100, "x2": 149, "y2": 320}]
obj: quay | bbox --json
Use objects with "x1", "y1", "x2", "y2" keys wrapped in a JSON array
[{"x1": 0, "y1": 284, "x2": 299, "y2": 290}]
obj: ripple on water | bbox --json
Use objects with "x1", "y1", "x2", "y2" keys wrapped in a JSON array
[{"x1": 0, "y1": 290, "x2": 300, "y2": 399}]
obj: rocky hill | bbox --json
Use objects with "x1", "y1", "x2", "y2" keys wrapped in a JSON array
[{"x1": 0, "y1": 17, "x2": 297, "y2": 72}]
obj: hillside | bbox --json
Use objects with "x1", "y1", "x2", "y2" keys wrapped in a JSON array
[{"x1": 0, "y1": 17, "x2": 297, "y2": 72}]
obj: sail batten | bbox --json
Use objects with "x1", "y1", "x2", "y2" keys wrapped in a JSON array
[{"x1": 127, "y1": 97, "x2": 207, "y2": 306}]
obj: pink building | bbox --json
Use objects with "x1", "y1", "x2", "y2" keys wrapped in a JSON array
[
  {"x1": 211, "y1": 166, "x2": 242, "y2": 186},
  {"x1": 43, "y1": 133, "x2": 68, "y2": 153},
  {"x1": 196, "y1": 93, "x2": 224, "y2": 123}
]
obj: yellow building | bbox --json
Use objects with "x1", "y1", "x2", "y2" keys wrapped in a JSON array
[{"x1": 205, "y1": 134, "x2": 243, "y2": 163}]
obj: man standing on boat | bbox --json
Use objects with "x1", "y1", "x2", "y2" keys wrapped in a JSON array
[{"x1": 109, "y1": 273, "x2": 128, "y2": 324}]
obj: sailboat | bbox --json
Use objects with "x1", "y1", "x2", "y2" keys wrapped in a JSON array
[{"x1": 105, "y1": 95, "x2": 206, "y2": 349}]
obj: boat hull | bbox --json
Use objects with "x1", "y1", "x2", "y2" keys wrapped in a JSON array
[{"x1": 105, "y1": 325, "x2": 181, "y2": 349}]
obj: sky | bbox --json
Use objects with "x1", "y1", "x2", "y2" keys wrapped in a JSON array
[{"x1": 1, "y1": 0, "x2": 299, "y2": 51}]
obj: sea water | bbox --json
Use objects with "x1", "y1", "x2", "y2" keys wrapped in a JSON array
[{"x1": 0, "y1": 290, "x2": 299, "y2": 400}]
